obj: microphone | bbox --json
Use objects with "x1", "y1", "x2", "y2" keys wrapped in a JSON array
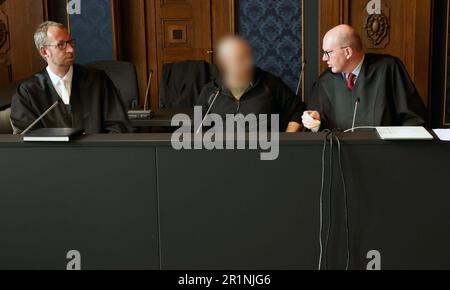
[
  {"x1": 350, "y1": 98, "x2": 361, "y2": 133},
  {"x1": 143, "y1": 69, "x2": 153, "y2": 111},
  {"x1": 128, "y1": 68, "x2": 153, "y2": 120},
  {"x1": 196, "y1": 82, "x2": 222, "y2": 134},
  {"x1": 21, "y1": 99, "x2": 61, "y2": 135},
  {"x1": 296, "y1": 60, "x2": 307, "y2": 96}
]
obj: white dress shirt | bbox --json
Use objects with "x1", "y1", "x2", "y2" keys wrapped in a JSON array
[
  {"x1": 46, "y1": 66, "x2": 73, "y2": 105},
  {"x1": 343, "y1": 55, "x2": 365, "y2": 84}
]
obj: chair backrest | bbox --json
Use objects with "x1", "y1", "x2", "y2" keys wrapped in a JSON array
[
  {"x1": 86, "y1": 61, "x2": 140, "y2": 110},
  {"x1": 159, "y1": 60, "x2": 219, "y2": 109},
  {"x1": 0, "y1": 81, "x2": 19, "y2": 111},
  {"x1": 0, "y1": 108, "x2": 12, "y2": 134},
  {"x1": 0, "y1": 81, "x2": 20, "y2": 134}
]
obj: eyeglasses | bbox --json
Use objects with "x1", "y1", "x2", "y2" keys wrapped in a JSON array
[
  {"x1": 321, "y1": 46, "x2": 349, "y2": 59},
  {"x1": 44, "y1": 39, "x2": 76, "y2": 50}
]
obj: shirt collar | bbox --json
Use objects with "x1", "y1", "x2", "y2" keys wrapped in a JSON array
[
  {"x1": 46, "y1": 65, "x2": 73, "y2": 86},
  {"x1": 344, "y1": 55, "x2": 365, "y2": 79}
]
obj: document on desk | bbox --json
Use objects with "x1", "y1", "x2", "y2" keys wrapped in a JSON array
[
  {"x1": 433, "y1": 129, "x2": 450, "y2": 141},
  {"x1": 376, "y1": 127, "x2": 434, "y2": 140}
]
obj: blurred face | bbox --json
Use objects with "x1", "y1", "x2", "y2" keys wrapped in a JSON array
[
  {"x1": 40, "y1": 26, "x2": 75, "y2": 69},
  {"x1": 322, "y1": 35, "x2": 349, "y2": 74},
  {"x1": 218, "y1": 41, "x2": 254, "y2": 87}
]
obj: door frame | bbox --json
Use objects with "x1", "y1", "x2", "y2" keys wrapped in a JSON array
[{"x1": 430, "y1": 0, "x2": 450, "y2": 128}]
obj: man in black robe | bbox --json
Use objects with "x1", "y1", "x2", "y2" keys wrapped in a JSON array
[
  {"x1": 197, "y1": 36, "x2": 305, "y2": 132},
  {"x1": 11, "y1": 21, "x2": 133, "y2": 134},
  {"x1": 302, "y1": 24, "x2": 427, "y2": 131}
]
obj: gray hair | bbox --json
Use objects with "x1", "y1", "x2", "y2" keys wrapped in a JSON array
[{"x1": 34, "y1": 21, "x2": 65, "y2": 50}]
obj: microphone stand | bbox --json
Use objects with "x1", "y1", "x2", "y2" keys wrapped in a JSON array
[
  {"x1": 195, "y1": 87, "x2": 222, "y2": 134},
  {"x1": 21, "y1": 100, "x2": 60, "y2": 135},
  {"x1": 296, "y1": 60, "x2": 307, "y2": 97},
  {"x1": 351, "y1": 98, "x2": 360, "y2": 133}
]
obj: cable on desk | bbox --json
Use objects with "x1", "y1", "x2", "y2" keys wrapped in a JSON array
[
  {"x1": 335, "y1": 134, "x2": 351, "y2": 270},
  {"x1": 324, "y1": 131, "x2": 334, "y2": 270},
  {"x1": 318, "y1": 130, "x2": 331, "y2": 270},
  {"x1": 318, "y1": 131, "x2": 352, "y2": 270}
]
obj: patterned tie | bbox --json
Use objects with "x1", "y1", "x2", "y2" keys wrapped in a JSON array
[{"x1": 347, "y1": 73, "x2": 356, "y2": 91}]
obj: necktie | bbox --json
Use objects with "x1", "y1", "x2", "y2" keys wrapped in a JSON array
[
  {"x1": 347, "y1": 73, "x2": 356, "y2": 91},
  {"x1": 60, "y1": 79, "x2": 70, "y2": 105}
]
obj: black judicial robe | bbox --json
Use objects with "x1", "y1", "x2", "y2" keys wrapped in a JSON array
[
  {"x1": 11, "y1": 64, "x2": 133, "y2": 134},
  {"x1": 307, "y1": 53, "x2": 427, "y2": 130}
]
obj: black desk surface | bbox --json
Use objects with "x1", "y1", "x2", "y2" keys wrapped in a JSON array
[
  {"x1": 0, "y1": 130, "x2": 398, "y2": 145},
  {"x1": 0, "y1": 133, "x2": 449, "y2": 270}
]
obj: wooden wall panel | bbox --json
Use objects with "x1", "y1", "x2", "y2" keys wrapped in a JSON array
[
  {"x1": 119, "y1": 0, "x2": 150, "y2": 109},
  {"x1": 211, "y1": 0, "x2": 237, "y2": 64},
  {"x1": 319, "y1": 0, "x2": 432, "y2": 106},
  {"x1": 0, "y1": 0, "x2": 47, "y2": 86},
  {"x1": 442, "y1": 0, "x2": 450, "y2": 126}
]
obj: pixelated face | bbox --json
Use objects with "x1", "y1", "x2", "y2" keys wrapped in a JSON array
[{"x1": 218, "y1": 41, "x2": 254, "y2": 83}]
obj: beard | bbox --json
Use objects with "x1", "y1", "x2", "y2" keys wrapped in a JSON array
[{"x1": 49, "y1": 52, "x2": 75, "y2": 67}]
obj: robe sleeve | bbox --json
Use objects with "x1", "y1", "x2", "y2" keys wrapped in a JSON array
[
  {"x1": 10, "y1": 84, "x2": 40, "y2": 134},
  {"x1": 101, "y1": 72, "x2": 135, "y2": 134},
  {"x1": 272, "y1": 78, "x2": 305, "y2": 130},
  {"x1": 391, "y1": 57, "x2": 427, "y2": 126},
  {"x1": 307, "y1": 79, "x2": 330, "y2": 131}
]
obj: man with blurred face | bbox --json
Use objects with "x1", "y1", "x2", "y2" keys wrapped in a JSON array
[
  {"x1": 11, "y1": 21, "x2": 133, "y2": 134},
  {"x1": 196, "y1": 36, "x2": 305, "y2": 132},
  {"x1": 303, "y1": 24, "x2": 426, "y2": 131}
]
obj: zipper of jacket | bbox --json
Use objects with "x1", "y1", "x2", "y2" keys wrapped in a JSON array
[{"x1": 234, "y1": 84, "x2": 255, "y2": 114}]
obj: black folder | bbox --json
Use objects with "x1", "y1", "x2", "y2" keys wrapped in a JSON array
[{"x1": 23, "y1": 128, "x2": 84, "y2": 142}]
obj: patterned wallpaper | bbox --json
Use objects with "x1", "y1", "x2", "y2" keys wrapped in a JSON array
[
  {"x1": 239, "y1": 0, "x2": 303, "y2": 92},
  {"x1": 68, "y1": 0, "x2": 303, "y2": 91},
  {"x1": 69, "y1": 0, "x2": 113, "y2": 64}
]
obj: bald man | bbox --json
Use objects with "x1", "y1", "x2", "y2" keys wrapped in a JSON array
[
  {"x1": 303, "y1": 25, "x2": 427, "y2": 131},
  {"x1": 11, "y1": 21, "x2": 133, "y2": 134},
  {"x1": 196, "y1": 36, "x2": 305, "y2": 132}
]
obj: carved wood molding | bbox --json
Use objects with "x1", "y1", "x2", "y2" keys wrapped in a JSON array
[
  {"x1": 0, "y1": 0, "x2": 9, "y2": 53},
  {"x1": 363, "y1": 1, "x2": 391, "y2": 49}
]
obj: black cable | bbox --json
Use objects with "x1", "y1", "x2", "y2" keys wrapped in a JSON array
[
  {"x1": 318, "y1": 130, "x2": 331, "y2": 270},
  {"x1": 318, "y1": 131, "x2": 352, "y2": 270},
  {"x1": 334, "y1": 134, "x2": 351, "y2": 270},
  {"x1": 323, "y1": 132, "x2": 334, "y2": 270}
]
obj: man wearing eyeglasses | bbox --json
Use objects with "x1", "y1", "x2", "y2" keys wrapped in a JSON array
[
  {"x1": 302, "y1": 24, "x2": 427, "y2": 132},
  {"x1": 10, "y1": 21, "x2": 133, "y2": 134}
]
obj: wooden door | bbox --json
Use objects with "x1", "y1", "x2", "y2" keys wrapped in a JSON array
[
  {"x1": 154, "y1": 0, "x2": 213, "y2": 65},
  {"x1": 146, "y1": 0, "x2": 213, "y2": 108},
  {"x1": 118, "y1": 0, "x2": 236, "y2": 109},
  {"x1": 319, "y1": 0, "x2": 432, "y2": 106}
]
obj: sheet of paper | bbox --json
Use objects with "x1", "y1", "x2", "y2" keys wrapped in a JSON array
[
  {"x1": 376, "y1": 127, "x2": 434, "y2": 140},
  {"x1": 433, "y1": 129, "x2": 450, "y2": 141}
]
